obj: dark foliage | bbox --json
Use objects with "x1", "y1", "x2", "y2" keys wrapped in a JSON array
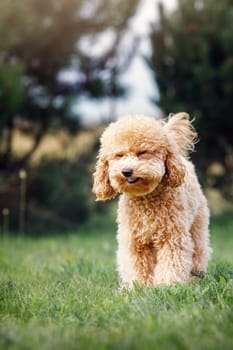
[
  {"x1": 0, "y1": 0, "x2": 140, "y2": 170},
  {"x1": 149, "y1": 0, "x2": 233, "y2": 172}
]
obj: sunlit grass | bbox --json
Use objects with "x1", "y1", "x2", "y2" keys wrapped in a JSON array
[
  {"x1": 0, "y1": 213, "x2": 232, "y2": 350},
  {"x1": 12, "y1": 129, "x2": 98, "y2": 164}
]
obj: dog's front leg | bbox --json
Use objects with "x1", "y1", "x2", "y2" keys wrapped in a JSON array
[
  {"x1": 116, "y1": 234, "x2": 138, "y2": 290},
  {"x1": 152, "y1": 234, "x2": 194, "y2": 286}
]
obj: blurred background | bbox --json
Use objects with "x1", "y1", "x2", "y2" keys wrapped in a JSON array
[{"x1": 0, "y1": 0, "x2": 232, "y2": 234}]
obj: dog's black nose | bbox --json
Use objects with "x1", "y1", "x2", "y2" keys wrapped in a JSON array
[{"x1": 122, "y1": 168, "x2": 133, "y2": 177}]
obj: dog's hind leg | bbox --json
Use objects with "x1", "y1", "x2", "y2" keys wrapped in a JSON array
[{"x1": 190, "y1": 198, "x2": 211, "y2": 273}]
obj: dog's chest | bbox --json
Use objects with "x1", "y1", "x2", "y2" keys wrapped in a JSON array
[{"x1": 119, "y1": 193, "x2": 173, "y2": 247}]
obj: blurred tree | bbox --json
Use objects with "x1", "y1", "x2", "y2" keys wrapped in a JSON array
[
  {"x1": 0, "y1": 0, "x2": 140, "y2": 170},
  {"x1": 148, "y1": 0, "x2": 233, "y2": 175}
]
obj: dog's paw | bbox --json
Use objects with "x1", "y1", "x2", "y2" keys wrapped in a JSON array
[{"x1": 191, "y1": 270, "x2": 205, "y2": 279}]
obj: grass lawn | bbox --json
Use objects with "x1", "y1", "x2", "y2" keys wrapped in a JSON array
[{"x1": 0, "y1": 213, "x2": 233, "y2": 350}]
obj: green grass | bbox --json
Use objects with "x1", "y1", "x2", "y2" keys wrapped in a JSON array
[{"x1": 0, "y1": 213, "x2": 233, "y2": 350}]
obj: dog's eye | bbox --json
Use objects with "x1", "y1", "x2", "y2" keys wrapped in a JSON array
[
  {"x1": 115, "y1": 153, "x2": 124, "y2": 159},
  {"x1": 137, "y1": 151, "x2": 149, "y2": 159}
]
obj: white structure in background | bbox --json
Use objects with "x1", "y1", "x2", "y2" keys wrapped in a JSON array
[{"x1": 75, "y1": 0, "x2": 177, "y2": 126}]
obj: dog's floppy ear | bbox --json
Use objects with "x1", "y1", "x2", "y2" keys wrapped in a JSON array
[
  {"x1": 164, "y1": 112, "x2": 198, "y2": 157},
  {"x1": 165, "y1": 150, "x2": 186, "y2": 187},
  {"x1": 92, "y1": 152, "x2": 116, "y2": 201}
]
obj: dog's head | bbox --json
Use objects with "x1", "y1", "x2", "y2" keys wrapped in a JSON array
[{"x1": 93, "y1": 113, "x2": 197, "y2": 200}]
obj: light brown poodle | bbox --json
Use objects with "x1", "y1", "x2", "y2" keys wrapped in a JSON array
[{"x1": 93, "y1": 113, "x2": 211, "y2": 288}]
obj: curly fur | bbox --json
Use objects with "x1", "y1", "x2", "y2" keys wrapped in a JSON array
[{"x1": 93, "y1": 113, "x2": 211, "y2": 288}]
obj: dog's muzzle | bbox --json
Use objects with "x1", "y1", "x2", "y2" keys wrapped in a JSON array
[{"x1": 121, "y1": 168, "x2": 140, "y2": 184}]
